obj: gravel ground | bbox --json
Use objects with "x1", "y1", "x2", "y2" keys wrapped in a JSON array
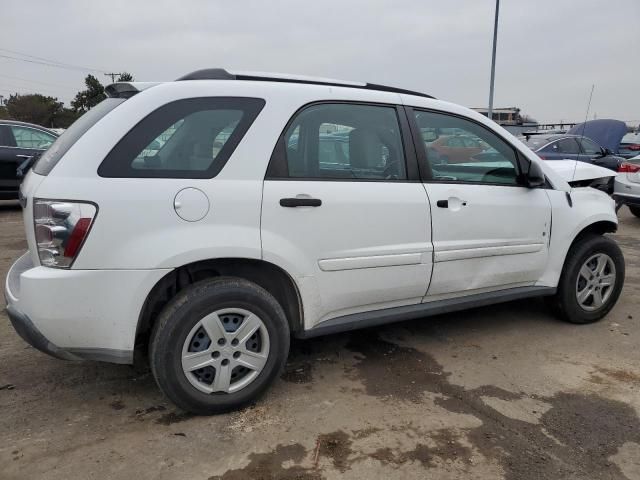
[{"x1": 1, "y1": 201, "x2": 639, "y2": 480}]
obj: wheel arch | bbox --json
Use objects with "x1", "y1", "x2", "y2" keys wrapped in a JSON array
[
  {"x1": 557, "y1": 219, "x2": 619, "y2": 280},
  {"x1": 570, "y1": 219, "x2": 618, "y2": 245},
  {"x1": 135, "y1": 258, "x2": 303, "y2": 355}
]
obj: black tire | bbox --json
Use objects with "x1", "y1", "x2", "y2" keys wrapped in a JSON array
[
  {"x1": 149, "y1": 277, "x2": 290, "y2": 415},
  {"x1": 549, "y1": 234, "x2": 624, "y2": 324},
  {"x1": 629, "y1": 205, "x2": 640, "y2": 218}
]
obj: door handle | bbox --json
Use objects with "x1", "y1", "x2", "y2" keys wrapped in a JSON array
[
  {"x1": 280, "y1": 197, "x2": 322, "y2": 207},
  {"x1": 436, "y1": 198, "x2": 468, "y2": 209},
  {"x1": 16, "y1": 154, "x2": 32, "y2": 160}
]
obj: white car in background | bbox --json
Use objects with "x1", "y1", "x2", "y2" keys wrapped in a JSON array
[
  {"x1": 5, "y1": 69, "x2": 626, "y2": 414},
  {"x1": 613, "y1": 155, "x2": 640, "y2": 217}
]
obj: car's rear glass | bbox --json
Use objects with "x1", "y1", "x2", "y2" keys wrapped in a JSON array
[{"x1": 33, "y1": 98, "x2": 126, "y2": 175}]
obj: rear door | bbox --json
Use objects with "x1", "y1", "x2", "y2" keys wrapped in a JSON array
[
  {"x1": 407, "y1": 108, "x2": 551, "y2": 298},
  {"x1": 0, "y1": 125, "x2": 22, "y2": 198},
  {"x1": 261, "y1": 102, "x2": 432, "y2": 325}
]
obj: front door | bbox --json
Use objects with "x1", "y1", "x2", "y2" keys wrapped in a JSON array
[
  {"x1": 408, "y1": 108, "x2": 551, "y2": 298},
  {"x1": 261, "y1": 102, "x2": 432, "y2": 326}
]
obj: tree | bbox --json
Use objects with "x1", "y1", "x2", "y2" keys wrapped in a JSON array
[
  {"x1": 5, "y1": 93, "x2": 63, "y2": 126},
  {"x1": 71, "y1": 74, "x2": 106, "y2": 113},
  {"x1": 117, "y1": 72, "x2": 134, "y2": 82},
  {"x1": 55, "y1": 108, "x2": 82, "y2": 128}
]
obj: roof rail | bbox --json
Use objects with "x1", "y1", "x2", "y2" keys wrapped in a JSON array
[{"x1": 176, "y1": 68, "x2": 435, "y2": 99}]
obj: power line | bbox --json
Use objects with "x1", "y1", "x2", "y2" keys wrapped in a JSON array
[
  {"x1": 0, "y1": 53, "x2": 107, "y2": 73},
  {"x1": 0, "y1": 73, "x2": 72, "y2": 89},
  {"x1": 0, "y1": 48, "x2": 110, "y2": 73}
]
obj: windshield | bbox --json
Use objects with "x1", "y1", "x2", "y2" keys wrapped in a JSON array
[{"x1": 33, "y1": 98, "x2": 126, "y2": 175}]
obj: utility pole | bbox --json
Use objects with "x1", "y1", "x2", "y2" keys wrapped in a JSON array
[
  {"x1": 487, "y1": 0, "x2": 500, "y2": 121},
  {"x1": 104, "y1": 72, "x2": 120, "y2": 83}
]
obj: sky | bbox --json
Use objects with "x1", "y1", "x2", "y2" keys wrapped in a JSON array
[{"x1": 1, "y1": 0, "x2": 639, "y2": 125}]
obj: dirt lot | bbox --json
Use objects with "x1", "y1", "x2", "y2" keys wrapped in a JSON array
[{"x1": 0, "y1": 202, "x2": 639, "y2": 480}]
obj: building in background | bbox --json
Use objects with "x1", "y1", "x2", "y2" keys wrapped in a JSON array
[{"x1": 473, "y1": 106, "x2": 538, "y2": 135}]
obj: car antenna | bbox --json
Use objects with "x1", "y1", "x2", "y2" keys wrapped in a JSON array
[{"x1": 572, "y1": 84, "x2": 595, "y2": 184}]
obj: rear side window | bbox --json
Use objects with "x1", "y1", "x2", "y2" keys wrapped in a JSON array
[
  {"x1": 34, "y1": 98, "x2": 125, "y2": 175},
  {"x1": 98, "y1": 97, "x2": 265, "y2": 178},
  {"x1": 268, "y1": 103, "x2": 407, "y2": 181}
]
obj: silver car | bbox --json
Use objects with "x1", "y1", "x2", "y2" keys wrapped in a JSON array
[{"x1": 614, "y1": 154, "x2": 640, "y2": 218}]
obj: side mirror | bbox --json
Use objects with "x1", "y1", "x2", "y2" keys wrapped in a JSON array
[{"x1": 524, "y1": 160, "x2": 545, "y2": 188}]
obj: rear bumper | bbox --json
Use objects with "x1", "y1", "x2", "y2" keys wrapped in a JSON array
[
  {"x1": 613, "y1": 176, "x2": 640, "y2": 206},
  {"x1": 5, "y1": 252, "x2": 171, "y2": 364},
  {"x1": 6, "y1": 304, "x2": 81, "y2": 361},
  {"x1": 613, "y1": 193, "x2": 640, "y2": 206}
]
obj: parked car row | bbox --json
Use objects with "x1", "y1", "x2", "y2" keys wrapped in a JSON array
[{"x1": 521, "y1": 133, "x2": 623, "y2": 171}]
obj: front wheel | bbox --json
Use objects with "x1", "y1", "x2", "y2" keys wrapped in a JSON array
[
  {"x1": 549, "y1": 234, "x2": 624, "y2": 324},
  {"x1": 629, "y1": 205, "x2": 640, "y2": 218},
  {"x1": 149, "y1": 277, "x2": 290, "y2": 415}
]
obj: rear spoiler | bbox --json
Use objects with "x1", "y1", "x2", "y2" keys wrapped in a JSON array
[
  {"x1": 104, "y1": 82, "x2": 160, "y2": 99},
  {"x1": 104, "y1": 83, "x2": 139, "y2": 99}
]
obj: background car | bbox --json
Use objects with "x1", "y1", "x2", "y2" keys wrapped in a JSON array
[
  {"x1": 521, "y1": 133, "x2": 623, "y2": 171},
  {"x1": 428, "y1": 134, "x2": 484, "y2": 163},
  {"x1": 618, "y1": 132, "x2": 640, "y2": 159},
  {"x1": 613, "y1": 154, "x2": 640, "y2": 217},
  {"x1": 0, "y1": 120, "x2": 58, "y2": 199}
]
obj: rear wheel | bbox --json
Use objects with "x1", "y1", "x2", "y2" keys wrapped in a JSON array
[
  {"x1": 629, "y1": 205, "x2": 640, "y2": 218},
  {"x1": 150, "y1": 277, "x2": 290, "y2": 415},
  {"x1": 549, "y1": 234, "x2": 624, "y2": 324}
]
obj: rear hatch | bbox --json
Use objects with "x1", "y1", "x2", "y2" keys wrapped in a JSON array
[{"x1": 20, "y1": 84, "x2": 147, "y2": 265}]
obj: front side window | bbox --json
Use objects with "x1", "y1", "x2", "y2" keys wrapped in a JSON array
[
  {"x1": 99, "y1": 97, "x2": 265, "y2": 178},
  {"x1": 555, "y1": 138, "x2": 580, "y2": 155},
  {"x1": 412, "y1": 110, "x2": 520, "y2": 185},
  {"x1": 273, "y1": 103, "x2": 407, "y2": 180},
  {"x1": 578, "y1": 137, "x2": 602, "y2": 155},
  {"x1": 10, "y1": 126, "x2": 56, "y2": 149}
]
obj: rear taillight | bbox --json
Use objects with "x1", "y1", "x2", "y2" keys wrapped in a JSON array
[
  {"x1": 627, "y1": 144, "x2": 640, "y2": 151},
  {"x1": 33, "y1": 200, "x2": 97, "y2": 268},
  {"x1": 618, "y1": 162, "x2": 640, "y2": 173}
]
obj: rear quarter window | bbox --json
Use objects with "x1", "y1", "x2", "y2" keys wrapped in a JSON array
[
  {"x1": 98, "y1": 97, "x2": 265, "y2": 179},
  {"x1": 34, "y1": 98, "x2": 125, "y2": 175}
]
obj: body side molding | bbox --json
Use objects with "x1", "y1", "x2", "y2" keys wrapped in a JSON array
[{"x1": 296, "y1": 286, "x2": 556, "y2": 338}]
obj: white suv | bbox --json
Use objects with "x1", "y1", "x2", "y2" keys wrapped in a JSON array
[{"x1": 5, "y1": 69, "x2": 625, "y2": 414}]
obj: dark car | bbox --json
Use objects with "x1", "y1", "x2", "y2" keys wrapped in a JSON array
[
  {"x1": 521, "y1": 133, "x2": 623, "y2": 171},
  {"x1": 0, "y1": 120, "x2": 58, "y2": 199}
]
